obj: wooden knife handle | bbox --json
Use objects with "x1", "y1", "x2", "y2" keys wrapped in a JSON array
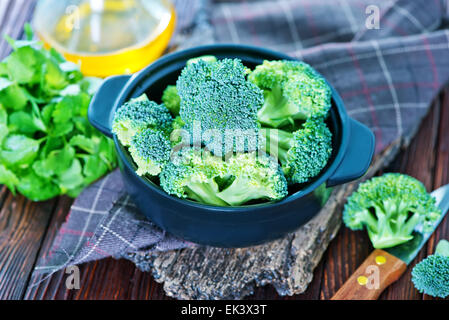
[{"x1": 331, "y1": 249, "x2": 407, "y2": 300}]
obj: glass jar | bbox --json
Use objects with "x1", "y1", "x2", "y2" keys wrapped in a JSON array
[{"x1": 33, "y1": 0, "x2": 176, "y2": 77}]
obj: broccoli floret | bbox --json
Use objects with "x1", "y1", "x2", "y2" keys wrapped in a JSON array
[
  {"x1": 169, "y1": 116, "x2": 186, "y2": 146},
  {"x1": 160, "y1": 149, "x2": 288, "y2": 206},
  {"x1": 161, "y1": 85, "x2": 180, "y2": 116},
  {"x1": 129, "y1": 128, "x2": 172, "y2": 176},
  {"x1": 412, "y1": 240, "x2": 449, "y2": 298},
  {"x1": 216, "y1": 152, "x2": 288, "y2": 205},
  {"x1": 112, "y1": 95, "x2": 173, "y2": 146},
  {"x1": 262, "y1": 118, "x2": 332, "y2": 184},
  {"x1": 186, "y1": 55, "x2": 217, "y2": 66},
  {"x1": 172, "y1": 116, "x2": 185, "y2": 131},
  {"x1": 161, "y1": 56, "x2": 218, "y2": 117},
  {"x1": 177, "y1": 58, "x2": 263, "y2": 135},
  {"x1": 160, "y1": 148, "x2": 229, "y2": 206},
  {"x1": 343, "y1": 173, "x2": 442, "y2": 249},
  {"x1": 249, "y1": 60, "x2": 331, "y2": 128}
]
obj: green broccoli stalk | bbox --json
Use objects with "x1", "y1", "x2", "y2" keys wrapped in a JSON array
[
  {"x1": 161, "y1": 85, "x2": 181, "y2": 116},
  {"x1": 249, "y1": 60, "x2": 332, "y2": 128},
  {"x1": 112, "y1": 94, "x2": 173, "y2": 146},
  {"x1": 343, "y1": 173, "x2": 442, "y2": 249},
  {"x1": 261, "y1": 118, "x2": 332, "y2": 184},
  {"x1": 176, "y1": 58, "x2": 263, "y2": 141},
  {"x1": 412, "y1": 240, "x2": 449, "y2": 298},
  {"x1": 128, "y1": 128, "x2": 171, "y2": 176},
  {"x1": 160, "y1": 149, "x2": 288, "y2": 206}
]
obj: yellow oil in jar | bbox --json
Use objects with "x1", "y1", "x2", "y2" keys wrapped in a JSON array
[{"x1": 33, "y1": 0, "x2": 176, "y2": 77}]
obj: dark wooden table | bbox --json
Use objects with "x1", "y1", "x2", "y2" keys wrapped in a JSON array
[{"x1": 1, "y1": 0, "x2": 448, "y2": 300}]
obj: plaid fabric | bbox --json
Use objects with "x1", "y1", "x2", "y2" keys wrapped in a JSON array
[{"x1": 36, "y1": 0, "x2": 449, "y2": 275}]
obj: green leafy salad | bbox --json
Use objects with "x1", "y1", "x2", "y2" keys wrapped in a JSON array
[
  {"x1": 112, "y1": 56, "x2": 333, "y2": 206},
  {"x1": 0, "y1": 26, "x2": 116, "y2": 201}
]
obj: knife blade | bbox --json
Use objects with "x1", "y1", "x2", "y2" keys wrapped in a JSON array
[
  {"x1": 385, "y1": 184, "x2": 449, "y2": 265},
  {"x1": 331, "y1": 183, "x2": 449, "y2": 300}
]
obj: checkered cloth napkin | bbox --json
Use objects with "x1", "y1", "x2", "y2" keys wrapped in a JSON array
[{"x1": 36, "y1": 0, "x2": 449, "y2": 274}]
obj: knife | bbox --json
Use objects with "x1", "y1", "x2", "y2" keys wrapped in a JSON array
[{"x1": 331, "y1": 183, "x2": 449, "y2": 300}]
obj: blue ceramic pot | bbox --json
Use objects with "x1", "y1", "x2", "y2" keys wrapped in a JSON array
[{"x1": 88, "y1": 44, "x2": 374, "y2": 247}]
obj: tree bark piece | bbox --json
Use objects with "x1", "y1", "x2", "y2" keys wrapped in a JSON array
[{"x1": 124, "y1": 140, "x2": 402, "y2": 300}]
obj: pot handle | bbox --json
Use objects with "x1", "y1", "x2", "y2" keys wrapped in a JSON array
[
  {"x1": 327, "y1": 118, "x2": 375, "y2": 187},
  {"x1": 88, "y1": 75, "x2": 131, "y2": 138}
]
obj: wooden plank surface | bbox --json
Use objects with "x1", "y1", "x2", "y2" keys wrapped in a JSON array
[
  {"x1": 23, "y1": 88, "x2": 449, "y2": 301},
  {"x1": 1, "y1": 0, "x2": 449, "y2": 300},
  {"x1": 0, "y1": 191, "x2": 57, "y2": 299},
  {"x1": 0, "y1": 0, "x2": 52, "y2": 300}
]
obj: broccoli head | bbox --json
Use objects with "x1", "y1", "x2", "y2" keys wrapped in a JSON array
[
  {"x1": 160, "y1": 148, "x2": 288, "y2": 206},
  {"x1": 186, "y1": 55, "x2": 217, "y2": 66},
  {"x1": 129, "y1": 128, "x2": 172, "y2": 176},
  {"x1": 412, "y1": 239, "x2": 449, "y2": 298},
  {"x1": 177, "y1": 58, "x2": 263, "y2": 134},
  {"x1": 343, "y1": 173, "x2": 442, "y2": 249},
  {"x1": 249, "y1": 60, "x2": 331, "y2": 128},
  {"x1": 172, "y1": 116, "x2": 185, "y2": 130},
  {"x1": 216, "y1": 152, "x2": 288, "y2": 205},
  {"x1": 160, "y1": 148, "x2": 229, "y2": 206},
  {"x1": 161, "y1": 85, "x2": 181, "y2": 116},
  {"x1": 161, "y1": 56, "x2": 219, "y2": 116},
  {"x1": 262, "y1": 118, "x2": 332, "y2": 184},
  {"x1": 112, "y1": 94, "x2": 173, "y2": 146}
]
